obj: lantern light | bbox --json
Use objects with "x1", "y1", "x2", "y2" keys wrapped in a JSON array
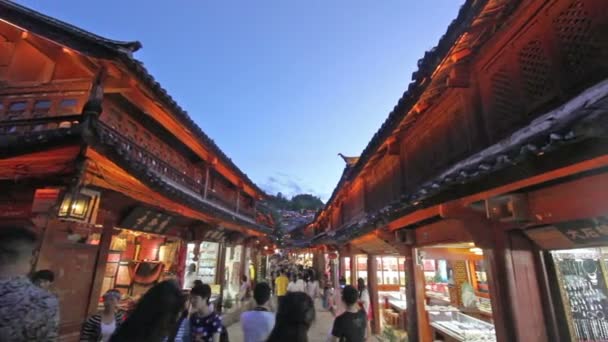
[
  {"x1": 57, "y1": 187, "x2": 101, "y2": 224},
  {"x1": 469, "y1": 247, "x2": 483, "y2": 255}
]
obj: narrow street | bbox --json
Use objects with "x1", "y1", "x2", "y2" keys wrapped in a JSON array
[{"x1": 226, "y1": 299, "x2": 336, "y2": 341}]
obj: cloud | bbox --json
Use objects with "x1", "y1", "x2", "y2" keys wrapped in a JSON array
[{"x1": 262, "y1": 172, "x2": 326, "y2": 201}]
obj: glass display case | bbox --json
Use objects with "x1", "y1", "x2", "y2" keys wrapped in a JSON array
[
  {"x1": 428, "y1": 310, "x2": 496, "y2": 342},
  {"x1": 551, "y1": 248, "x2": 608, "y2": 341}
]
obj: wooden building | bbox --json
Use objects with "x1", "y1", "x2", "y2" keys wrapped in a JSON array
[
  {"x1": 304, "y1": 0, "x2": 608, "y2": 341},
  {"x1": 0, "y1": 1, "x2": 271, "y2": 340}
]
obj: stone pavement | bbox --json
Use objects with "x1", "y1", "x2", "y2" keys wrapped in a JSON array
[{"x1": 226, "y1": 297, "x2": 335, "y2": 341}]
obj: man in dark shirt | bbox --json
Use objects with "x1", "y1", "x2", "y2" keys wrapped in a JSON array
[{"x1": 330, "y1": 285, "x2": 368, "y2": 342}]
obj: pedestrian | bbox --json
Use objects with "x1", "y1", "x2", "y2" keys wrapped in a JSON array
[
  {"x1": 31, "y1": 269, "x2": 55, "y2": 290},
  {"x1": 329, "y1": 276, "x2": 347, "y2": 317},
  {"x1": 356, "y1": 278, "x2": 371, "y2": 320},
  {"x1": 110, "y1": 280, "x2": 185, "y2": 342},
  {"x1": 322, "y1": 275, "x2": 331, "y2": 310},
  {"x1": 266, "y1": 292, "x2": 315, "y2": 342},
  {"x1": 184, "y1": 263, "x2": 199, "y2": 289},
  {"x1": 240, "y1": 282, "x2": 275, "y2": 342},
  {"x1": 288, "y1": 273, "x2": 306, "y2": 293},
  {"x1": 238, "y1": 275, "x2": 251, "y2": 305},
  {"x1": 0, "y1": 225, "x2": 59, "y2": 341},
  {"x1": 274, "y1": 269, "x2": 289, "y2": 305},
  {"x1": 329, "y1": 285, "x2": 368, "y2": 342},
  {"x1": 80, "y1": 289, "x2": 125, "y2": 342},
  {"x1": 305, "y1": 273, "x2": 320, "y2": 305},
  {"x1": 187, "y1": 283, "x2": 224, "y2": 342}
]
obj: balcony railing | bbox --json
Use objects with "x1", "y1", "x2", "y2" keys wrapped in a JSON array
[
  {"x1": 0, "y1": 114, "x2": 257, "y2": 220},
  {"x1": 95, "y1": 121, "x2": 255, "y2": 219},
  {"x1": 0, "y1": 114, "x2": 82, "y2": 134}
]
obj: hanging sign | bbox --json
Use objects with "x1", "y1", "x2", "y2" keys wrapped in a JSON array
[
  {"x1": 120, "y1": 207, "x2": 177, "y2": 234},
  {"x1": 555, "y1": 218, "x2": 608, "y2": 245},
  {"x1": 0, "y1": 202, "x2": 31, "y2": 218}
]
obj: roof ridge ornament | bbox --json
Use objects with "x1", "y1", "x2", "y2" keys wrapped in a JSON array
[{"x1": 338, "y1": 153, "x2": 360, "y2": 167}]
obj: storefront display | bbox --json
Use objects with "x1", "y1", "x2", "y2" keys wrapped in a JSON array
[
  {"x1": 102, "y1": 229, "x2": 183, "y2": 299},
  {"x1": 552, "y1": 248, "x2": 608, "y2": 341},
  {"x1": 418, "y1": 243, "x2": 497, "y2": 341},
  {"x1": 223, "y1": 245, "x2": 243, "y2": 310},
  {"x1": 183, "y1": 241, "x2": 220, "y2": 288},
  {"x1": 428, "y1": 311, "x2": 496, "y2": 342}
]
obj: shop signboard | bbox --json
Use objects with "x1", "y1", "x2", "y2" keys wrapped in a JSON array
[
  {"x1": 120, "y1": 207, "x2": 177, "y2": 234},
  {"x1": 555, "y1": 218, "x2": 608, "y2": 245}
]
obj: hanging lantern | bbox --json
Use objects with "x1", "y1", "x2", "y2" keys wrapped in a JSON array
[{"x1": 57, "y1": 187, "x2": 101, "y2": 224}]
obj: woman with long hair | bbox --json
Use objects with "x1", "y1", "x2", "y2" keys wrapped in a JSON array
[
  {"x1": 267, "y1": 291, "x2": 315, "y2": 342},
  {"x1": 110, "y1": 280, "x2": 185, "y2": 342}
]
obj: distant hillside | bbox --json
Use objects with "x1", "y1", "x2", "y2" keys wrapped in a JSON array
[
  {"x1": 263, "y1": 193, "x2": 324, "y2": 232},
  {"x1": 266, "y1": 193, "x2": 324, "y2": 212}
]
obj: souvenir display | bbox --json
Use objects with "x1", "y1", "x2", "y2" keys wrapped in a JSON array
[
  {"x1": 553, "y1": 249, "x2": 608, "y2": 341},
  {"x1": 428, "y1": 310, "x2": 497, "y2": 342}
]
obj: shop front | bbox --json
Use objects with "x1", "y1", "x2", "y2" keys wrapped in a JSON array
[
  {"x1": 526, "y1": 216, "x2": 608, "y2": 341},
  {"x1": 416, "y1": 243, "x2": 495, "y2": 342},
  {"x1": 183, "y1": 241, "x2": 221, "y2": 288}
]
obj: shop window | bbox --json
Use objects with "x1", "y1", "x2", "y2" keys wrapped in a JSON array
[{"x1": 551, "y1": 248, "x2": 608, "y2": 341}]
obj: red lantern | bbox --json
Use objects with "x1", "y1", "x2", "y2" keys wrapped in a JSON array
[
  {"x1": 263, "y1": 248, "x2": 275, "y2": 256},
  {"x1": 328, "y1": 252, "x2": 338, "y2": 260}
]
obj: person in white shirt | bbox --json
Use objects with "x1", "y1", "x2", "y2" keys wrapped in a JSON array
[
  {"x1": 240, "y1": 282, "x2": 275, "y2": 342},
  {"x1": 288, "y1": 273, "x2": 306, "y2": 293},
  {"x1": 305, "y1": 273, "x2": 320, "y2": 304}
]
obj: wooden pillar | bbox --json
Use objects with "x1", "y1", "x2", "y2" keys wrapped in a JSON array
[
  {"x1": 414, "y1": 248, "x2": 433, "y2": 342},
  {"x1": 367, "y1": 254, "x2": 381, "y2": 334},
  {"x1": 349, "y1": 251, "x2": 357, "y2": 286},
  {"x1": 236, "y1": 191, "x2": 241, "y2": 214},
  {"x1": 402, "y1": 245, "x2": 419, "y2": 342},
  {"x1": 338, "y1": 255, "x2": 345, "y2": 280},
  {"x1": 439, "y1": 202, "x2": 517, "y2": 342},
  {"x1": 203, "y1": 165, "x2": 211, "y2": 199},
  {"x1": 86, "y1": 211, "x2": 117, "y2": 315},
  {"x1": 240, "y1": 244, "x2": 247, "y2": 280},
  {"x1": 217, "y1": 242, "x2": 227, "y2": 312}
]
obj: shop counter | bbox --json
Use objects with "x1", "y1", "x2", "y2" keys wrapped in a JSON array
[{"x1": 428, "y1": 310, "x2": 496, "y2": 342}]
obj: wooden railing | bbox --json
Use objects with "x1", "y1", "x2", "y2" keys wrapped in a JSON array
[
  {"x1": 0, "y1": 114, "x2": 82, "y2": 134},
  {"x1": 0, "y1": 114, "x2": 256, "y2": 220},
  {"x1": 95, "y1": 121, "x2": 254, "y2": 219}
]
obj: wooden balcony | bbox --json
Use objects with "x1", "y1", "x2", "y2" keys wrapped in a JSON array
[{"x1": 0, "y1": 114, "x2": 257, "y2": 221}]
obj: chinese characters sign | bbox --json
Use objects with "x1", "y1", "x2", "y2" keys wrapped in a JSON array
[
  {"x1": 556, "y1": 218, "x2": 608, "y2": 244},
  {"x1": 120, "y1": 207, "x2": 177, "y2": 234}
]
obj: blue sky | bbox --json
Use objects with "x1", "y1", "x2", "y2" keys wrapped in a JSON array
[{"x1": 19, "y1": 0, "x2": 462, "y2": 201}]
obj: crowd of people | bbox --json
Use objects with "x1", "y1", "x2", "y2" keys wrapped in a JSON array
[{"x1": 0, "y1": 225, "x2": 371, "y2": 342}]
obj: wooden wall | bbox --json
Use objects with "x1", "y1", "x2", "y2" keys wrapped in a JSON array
[{"x1": 320, "y1": 0, "x2": 608, "y2": 234}]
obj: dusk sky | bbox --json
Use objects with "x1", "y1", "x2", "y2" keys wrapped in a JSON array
[{"x1": 18, "y1": 0, "x2": 462, "y2": 201}]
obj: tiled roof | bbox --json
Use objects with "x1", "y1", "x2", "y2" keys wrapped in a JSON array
[
  {"x1": 319, "y1": 0, "x2": 489, "y2": 215},
  {"x1": 0, "y1": 0, "x2": 265, "y2": 197},
  {"x1": 313, "y1": 78, "x2": 608, "y2": 245}
]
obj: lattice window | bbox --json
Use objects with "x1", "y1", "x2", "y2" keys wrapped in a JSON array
[
  {"x1": 488, "y1": 67, "x2": 522, "y2": 139},
  {"x1": 519, "y1": 40, "x2": 553, "y2": 103},
  {"x1": 553, "y1": 0, "x2": 596, "y2": 82}
]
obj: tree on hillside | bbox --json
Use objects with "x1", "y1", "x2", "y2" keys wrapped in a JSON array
[{"x1": 289, "y1": 194, "x2": 324, "y2": 211}]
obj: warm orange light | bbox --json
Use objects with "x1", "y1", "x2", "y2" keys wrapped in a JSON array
[
  {"x1": 21, "y1": 31, "x2": 28, "y2": 39},
  {"x1": 62, "y1": 47, "x2": 73, "y2": 54}
]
